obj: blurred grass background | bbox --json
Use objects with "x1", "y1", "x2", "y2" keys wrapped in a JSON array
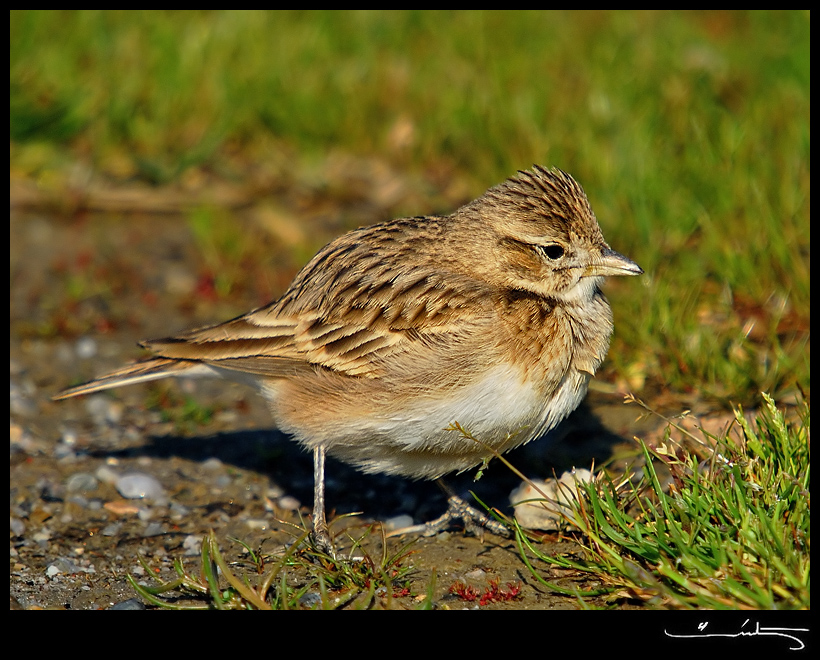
[{"x1": 10, "y1": 10, "x2": 810, "y2": 409}]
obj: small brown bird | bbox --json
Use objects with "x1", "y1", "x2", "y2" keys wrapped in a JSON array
[{"x1": 55, "y1": 166, "x2": 642, "y2": 555}]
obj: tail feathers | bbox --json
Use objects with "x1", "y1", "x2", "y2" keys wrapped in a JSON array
[{"x1": 53, "y1": 358, "x2": 196, "y2": 400}]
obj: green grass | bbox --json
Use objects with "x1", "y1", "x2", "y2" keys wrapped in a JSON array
[
  {"x1": 11, "y1": 10, "x2": 809, "y2": 407},
  {"x1": 515, "y1": 393, "x2": 810, "y2": 609}
]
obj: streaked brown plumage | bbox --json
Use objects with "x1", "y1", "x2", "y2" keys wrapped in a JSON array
[{"x1": 55, "y1": 166, "x2": 642, "y2": 554}]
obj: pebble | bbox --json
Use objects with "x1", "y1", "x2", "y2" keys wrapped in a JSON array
[
  {"x1": 46, "y1": 557, "x2": 95, "y2": 577},
  {"x1": 299, "y1": 592, "x2": 322, "y2": 608},
  {"x1": 95, "y1": 465, "x2": 120, "y2": 485},
  {"x1": 9, "y1": 380, "x2": 37, "y2": 417},
  {"x1": 108, "y1": 598, "x2": 146, "y2": 610},
  {"x1": 103, "y1": 500, "x2": 140, "y2": 515},
  {"x1": 169, "y1": 501, "x2": 191, "y2": 519},
  {"x1": 509, "y1": 468, "x2": 593, "y2": 531},
  {"x1": 382, "y1": 514, "x2": 414, "y2": 531},
  {"x1": 142, "y1": 522, "x2": 164, "y2": 537},
  {"x1": 276, "y1": 495, "x2": 301, "y2": 511},
  {"x1": 74, "y1": 337, "x2": 98, "y2": 359},
  {"x1": 58, "y1": 427, "x2": 79, "y2": 446},
  {"x1": 182, "y1": 535, "x2": 202, "y2": 556},
  {"x1": 201, "y1": 457, "x2": 224, "y2": 471},
  {"x1": 66, "y1": 472, "x2": 98, "y2": 493},
  {"x1": 115, "y1": 472, "x2": 165, "y2": 500},
  {"x1": 101, "y1": 523, "x2": 123, "y2": 537},
  {"x1": 10, "y1": 517, "x2": 26, "y2": 537},
  {"x1": 85, "y1": 395, "x2": 124, "y2": 426},
  {"x1": 54, "y1": 442, "x2": 79, "y2": 461},
  {"x1": 245, "y1": 518, "x2": 270, "y2": 530}
]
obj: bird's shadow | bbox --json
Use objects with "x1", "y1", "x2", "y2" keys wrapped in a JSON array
[{"x1": 89, "y1": 399, "x2": 628, "y2": 527}]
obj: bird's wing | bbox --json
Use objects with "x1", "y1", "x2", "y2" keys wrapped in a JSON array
[{"x1": 143, "y1": 266, "x2": 491, "y2": 379}]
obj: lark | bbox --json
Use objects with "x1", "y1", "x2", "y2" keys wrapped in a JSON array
[{"x1": 55, "y1": 166, "x2": 642, "y2": 555}]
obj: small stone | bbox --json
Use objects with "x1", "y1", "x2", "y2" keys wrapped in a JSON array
[
  {"x1": 115, "y1": 473, "x2": 165, "y2": 500},
  {"x1": 510, "y1": 468, "x2": 593, "y2": 531},
  {"x1": 75, "y1": 337, "x2": 98, "y2": 359}
]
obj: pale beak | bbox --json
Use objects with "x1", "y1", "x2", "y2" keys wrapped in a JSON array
[{"x1": 586, "y1": 247, "x2": 643, "y2": 278}]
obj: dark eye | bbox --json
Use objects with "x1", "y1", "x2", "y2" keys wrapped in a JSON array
[{"x1": 539, "y1": 244, "x2": 565, "y2": 260}]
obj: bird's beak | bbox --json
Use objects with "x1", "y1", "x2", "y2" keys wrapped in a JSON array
[{"x1": 587, "y1": 248, "x2": 643, "y2": 278}]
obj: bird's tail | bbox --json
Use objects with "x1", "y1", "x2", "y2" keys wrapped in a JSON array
[{"x1": 53, "y1": 358, "x2": 196, "y2": 400}]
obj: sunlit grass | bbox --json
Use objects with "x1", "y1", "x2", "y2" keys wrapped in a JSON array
[{"x1": 515, "y1": 393, "x2": 810, "y2": 609}]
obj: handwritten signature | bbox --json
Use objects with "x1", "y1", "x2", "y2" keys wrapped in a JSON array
[{"x1": 665, "y1": 619, "x2": 808, "y2": 651}]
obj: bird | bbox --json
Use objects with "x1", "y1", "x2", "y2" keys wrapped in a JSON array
[{"x1": 54, "y1": 165, "x2": 643, "y2": 556}]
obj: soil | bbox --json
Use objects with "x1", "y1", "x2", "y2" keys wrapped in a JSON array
[{"x1": 10, "y1": 185, "x2": 665, "y2": 610}]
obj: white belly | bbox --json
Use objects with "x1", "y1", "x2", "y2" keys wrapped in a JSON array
[{"x1": 300, "y1": 363, "x2": 590, "y2": 480}]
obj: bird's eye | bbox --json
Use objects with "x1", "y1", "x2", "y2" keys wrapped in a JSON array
[{"x1": 539, "y1": 244, "x2": 565, "y2": 260}]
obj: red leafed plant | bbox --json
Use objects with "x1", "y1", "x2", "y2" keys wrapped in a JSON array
[{"x1": 449, "y1": 577, "x2": 522, "y2": 606}]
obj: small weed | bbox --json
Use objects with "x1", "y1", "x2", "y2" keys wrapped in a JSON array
[{"x1": 128, "y1": 522, "x2": 421, "y2": 610}]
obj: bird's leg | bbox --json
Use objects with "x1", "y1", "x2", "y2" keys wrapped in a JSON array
[
  {"x1": 429, "y1": 479, "x2": 512, "y2": 538},
  {"x1": 311, "y1": 445, "x2": 336, "y2": 558},
  {"x1": 386, "y1": 479, "x2": 511, "y2": 540}
]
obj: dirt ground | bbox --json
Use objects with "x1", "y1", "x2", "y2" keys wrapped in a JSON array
[{"x1": 10, "y1": 187, "x2": 665, "y2": 610}]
